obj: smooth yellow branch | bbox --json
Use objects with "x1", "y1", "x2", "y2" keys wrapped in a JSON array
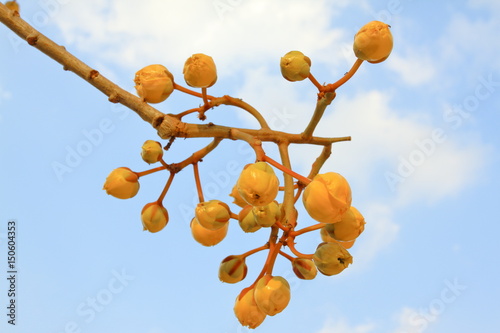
[
  {"x1": 193, "y1": 163, "x2": 205, "y2": 203},
  {"x1": 278, "y1": 142, "x2": 298, "y2": 228},
  {"x1": 0, "y1": 4, "x2": 165, "y2": 126},
  {"x1": 286, "y1": 239, "x2": 314, "y2": 260},
  {"x1": 136, "y1": 165, "x2": 168, "y2": 178},
  {"x1": 158, "y1": 172, "x2": 175, "y2": 203},
  {"x1": 325, "y1": 58, "x2": 364, "y2": 92},
  {"x1": 290, "y1": 223, "x2": 324, "y2": 237},
  {"x1": 240, "y1": 244, "x2": 270, "y2": 259},
  {"x1": 307, "y1": 144, "x2": 332, "y2": 179},
  {"x1": 301, "y1": 92, "x2": 336, "y2": 140}
]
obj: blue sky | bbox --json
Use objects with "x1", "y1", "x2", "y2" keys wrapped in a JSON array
[{"x1": 1, "y1": 0, "x2": 499, "y2": 332}]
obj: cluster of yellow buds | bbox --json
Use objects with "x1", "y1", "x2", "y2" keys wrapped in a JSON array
[{"x1": 100, "y1": 20, "x2": 391, "y2": 329}]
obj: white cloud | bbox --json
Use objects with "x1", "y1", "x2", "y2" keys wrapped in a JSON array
[
  {"x1": 0, "y1": 85, "x2": 12, "y2": 103},
  {"x1": 0, "y1": 85, "x2": 12, "y2": 122},
  {"x1": 317, "y1": 317, "x2": 375, "y2": 333},
  {"x1": 392, "y1": 307, "x2": 425, "y2": 333},
  {"x1": 438, "y1": 11, "x2": 500, "y2": 75},
  {"x1": 393, "y1": 138, "x2": 490, "y2": 205},
  {"x1": 53, "y1": 0, "x2": 348, "y2": 76},
  {"x1": 386, "y1": 50, "x2": 436, "y2": 86},
  {"x1": 468, "y1": 0, "x2": 500, "y2": 12},
  {"x1": 351, "y1": 203, "x2": 399, "y2": 269}
]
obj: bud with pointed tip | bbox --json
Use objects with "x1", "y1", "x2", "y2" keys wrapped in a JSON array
[
  {"x1": 195, "y1": 200, "x2": 231, "y2": 230},
  {"x1": 320, "y1": 227, "x2": 356, "y2": 249},
  {"x1": 190, "y1": 217, "x2": 228, "y2": 246},
  {"x1": 234, "y1": 288, "x2": 267, "y2": 329},
  {"x1": 134, "y1": 64, "x2": 174, "y2": 103},
  {"x1": 280, "y1": 50, "x2": 311, "y2": 82},
  {"x1": 302, "y1": 172, "x2": 352, "y2": 223},
  {"x1": 353, "y1": 21, "x2": 393, "y2": 63},
  {"x1": 238, "y1": 205, "x2": 261, "y2": 233},
  {"x1": 292, "y1": 258, "x2": 317, "y2": 280},
  {"x1": 254, "y1": 275, "x2": 291, "y2": 316},
  {"x1": 313, "y1": 242, "x2": 353, "y2": 276},
  {"x1": 230, "y1": 184, "x2": 248, "y2": 208},
  {"x1": 323, "y1": 206, "x2": 366, "y2": 241},
  {"x1": 219, "y1": 255, "x2": 248, "y2": 284},
  {"x1": 102, "y1": 167, "x2": 140, "y2": 199},
  {"x1": 237, "y1": 162, "x2": 279, "y2": 207},
  {"x1": 183, "y1": 53, "x2": 217, "y2": 88},
  {"x1": 141, "y1": 140, "x2": 163, "y2": 164},
  {"x1": 252, "y1": 201, "x2": 281, "y2": 227},
  {"x1": 141, "y1": 202, "x2": 168, "y2": 233}
]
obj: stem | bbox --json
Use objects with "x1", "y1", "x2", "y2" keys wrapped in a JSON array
[
  {"x1": 308, "y1": 73, "x2": 324, "y2": 91},
  {"x1": 265, "y1": 226, "x2": 285, "y2": 275},
  {"x1": 301, "y1": 92, "x2": 336, "y2": 140},
  {"x1": 211, "y1": 95, "x2": 270, "y2": 129},
  {"x1": 174, "y1": 121, "x2": 351, "y2": 146},
  {"x1": 0, "y1": 5, "x2": 166, "y2": 126},
  {"x1": 325, "y1": 58, "x2": 364, "y2": 92},
  {"x1": 230, "y1": 129, "x2": 265, "y2": 161},
  {"x1": 307, "y1": 144, "x2": 332, "y2": 179},
  {"x1": 158, "y1": 172, "x2": 175, "y2": 203},
  {"x1": 279, "y1": 250, "x2": 295, "y2": 262},
  {"x1": 278, "y1": 142, "x2": 297, "y2": 228},
  {"x1": 293, "y1": 186, "x2": 304, "y2": 203},
  {"x1": 290, "y1": 223, "x2": 324, "y2": 237},
  {"x1": 240, "y1": 244, "x2": 269, "y2": 259},
  {"x1": 287, "y1": 239, "x2": 314, "y2": 260},
  {"x1": 201, "y1": 87, "x2": 210, "y2": 106},
  {"x1": 193, "y1": 163, "x2": 204, "y2": 203},
  {"x1": 174, "y1": 83, "x2": 215, "y2": 100},
  {"x1": 136, "y1": 165, "x2": 167, "y2": 178},
  {"x1": 263, "y1": 155, "x2": 311, "y2": 185},
  {"x1": 171, "y1": 138, "x2": 223, "y2": 171},
  {"x1": 175, "y1": 107, "x2": 202, "y2": 119}
]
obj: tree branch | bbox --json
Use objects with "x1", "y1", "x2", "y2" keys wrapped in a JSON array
[{"x1": 0, "y1": 3, "x2": 350, "y2": 147}]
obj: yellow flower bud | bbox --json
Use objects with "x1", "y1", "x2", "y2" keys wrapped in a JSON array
[
  {"x1": 134, "y1": 64, "x2": 174, "y2": 103},
  {"x1": 183, "y1": 53, "x2": 217, "y2": 88},
  {"x1": 324, "y1": 206, "x2": 366, "y2": 241},
  {"x1": 218, "y1": 255, "x2": 248, "y2": 284},
  {"x1": 292, "y1": 258, "x2": 317, "y2": 280},
  {"x1": 234, "y1": 288, "x2": 267, "y2": 329},
  {"x1": 280, "y1": 50, "x2": 311, "y2": 82},
  {"x1": 102, "y1": 167, "x2": 139, "y2": 199},
  {"x1": 353, "y1": 21, "x2": 393, "y2": 63},
  {"x1": 237, "y1": 162, "x2": 279, "y2": 207},
  {"x1": 238, "y1": 205, "x2": 261, "y2": 233},
  {"x1": 190, "y1": 217, "x2": 228, "y2": 247},
  {"x1": 254, "y1": 275, "x2": 291, "y2": 316},
  {"x1": 195, "y1": 200, "x2": 231, "y2": 230},
  {"x1": 141, "y1": 202, "x2": 168, "y2": 233},
  {"x1": 320, "y1": 227, "x2": 356, "y2": 249},
  {"x1": 302, "y1": 172, "x2": 352, "y2": 223},
  {"x1": 230, "y1": 185, "x2": 247, "y2": 208},
  {"x1": 5, "y1": 1, "x2": 19, "y2": 13},
  {"x1": 252, "y1": 201, "x2": 281, "y2": 227},
  {"x1": 313, "y1": 242, "x2": 353, "y2": 276},
  {"x1": 141, "y1": 140, "x2": 163, "y2": 164}
]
